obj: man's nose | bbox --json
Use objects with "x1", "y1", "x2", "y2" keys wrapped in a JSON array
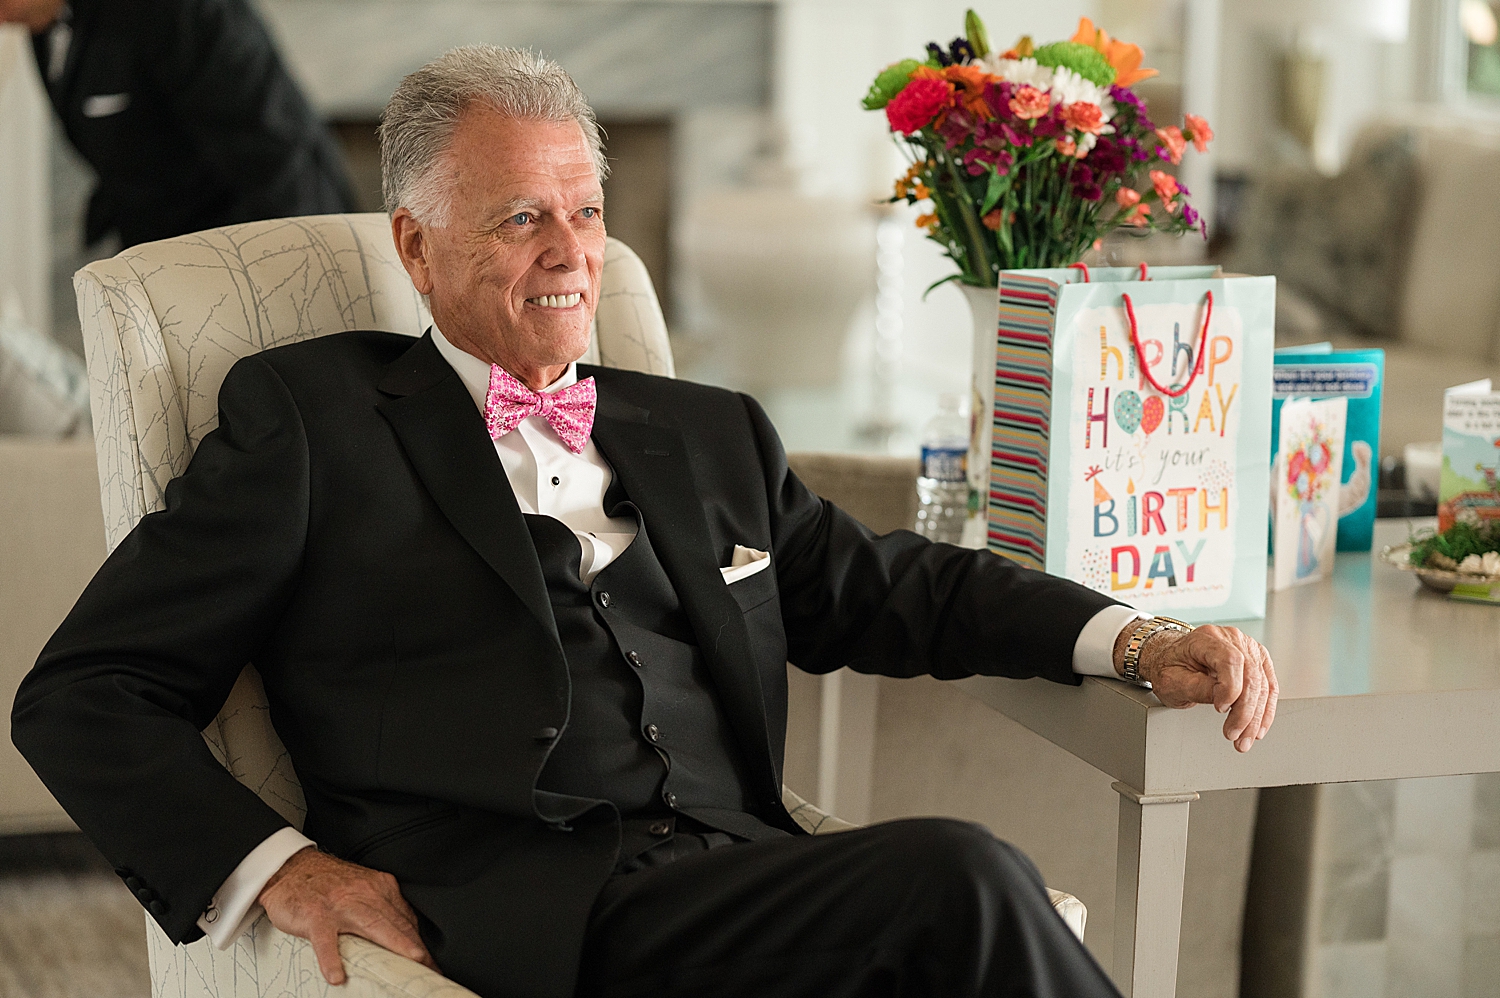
[{"x1": 538, "y1": 217, "x2": 588, "y2": 271}]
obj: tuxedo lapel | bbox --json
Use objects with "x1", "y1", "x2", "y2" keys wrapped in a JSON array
[
  {"x1": 376, "y1": 333, "x2": 560, "y2": 649},
  {"x1": 586, "y1": 372, "x2": 780, "y2": 795}
]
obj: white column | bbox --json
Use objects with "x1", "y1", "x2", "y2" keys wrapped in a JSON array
[
  {"x1": 0, "y1": 26, "x2": 51, "y2": 339},
  {"x1": 1112, "y1": 781, "x2": 1197, "y2": 998},
  {"x1": 1179, "y1": 0, "x2": 1221, "y2": 233}
]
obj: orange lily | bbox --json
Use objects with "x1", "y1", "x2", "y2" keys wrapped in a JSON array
[{"x1": 1071, "y1": 17, "x2": 1159, "y2": 88}]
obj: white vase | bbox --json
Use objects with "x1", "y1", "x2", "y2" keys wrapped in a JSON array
[{"x1": 960, "y1": 283, "x2": 1000, "y2": 548}]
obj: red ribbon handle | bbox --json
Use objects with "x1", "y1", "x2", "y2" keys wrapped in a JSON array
[
  {"x1": 1068, "y1": 262, "x2": 1090, "y2": 283},
  {"x1": 1138, "y1": 262, "x2": 1150, "y2": 281},
  {"x1": 1121, "y1": 291, "x2": 1213, "y2": 399}
]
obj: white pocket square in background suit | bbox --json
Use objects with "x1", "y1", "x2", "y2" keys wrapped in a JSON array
[{"x1": 721, "y1": 545, "x2": 770, "y2": 585}]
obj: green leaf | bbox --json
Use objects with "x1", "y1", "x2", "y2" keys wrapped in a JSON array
[
  {"x1": 922, "y1": 272, "x2": 965, "y2": 299},
  {"x1": 981, "y1": 169, "x2": 1009, "y2": 215},
  {"x1": 862, "y1": 59, "x2": 921, "y2": 110}
]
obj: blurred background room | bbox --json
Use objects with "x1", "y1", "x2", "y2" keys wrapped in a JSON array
[{"x1": 4, "y1": 2, "x2": 1500, "y2": 997}]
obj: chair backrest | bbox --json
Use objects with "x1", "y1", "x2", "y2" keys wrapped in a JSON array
[{"x1": 75, "y1": 212, "x2": 674, "y2": 828}]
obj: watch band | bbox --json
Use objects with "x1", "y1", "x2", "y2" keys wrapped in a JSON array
[{"x1": 1121, "y1": 615, "x2": 1194, "y2": 686}]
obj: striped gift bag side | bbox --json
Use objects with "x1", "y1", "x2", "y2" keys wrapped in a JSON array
[{"x1": 987, "y1": 272, "x2": 1062, "y2": 570}]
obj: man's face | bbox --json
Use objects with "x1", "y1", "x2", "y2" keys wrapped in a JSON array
[
  {"x1": 0, "y1": 0, "x2": 64, "y2": 31},
  {"x1": 394, "y1": 110, "x2": 604, "y2": 383}
]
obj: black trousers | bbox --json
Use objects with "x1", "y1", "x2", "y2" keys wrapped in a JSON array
[{"x1": 574, "y1": 818, "x2": 1124, "y2": 998}]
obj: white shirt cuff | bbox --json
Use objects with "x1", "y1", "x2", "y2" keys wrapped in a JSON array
[
  {"x1": 1072, "y1": 605, "x2": 1150, "y2": 678},
  {"x1": 197, "y1": 827, "x2": 315, "y2": 948}
]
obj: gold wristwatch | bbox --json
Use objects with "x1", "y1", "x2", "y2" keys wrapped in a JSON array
[{"x1": 1121, "y1": 615, "x2": 1194, "y2": 687}]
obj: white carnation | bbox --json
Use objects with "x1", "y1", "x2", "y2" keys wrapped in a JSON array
[{"x1": 978, "y1": 56, "x2": 1117, "y2": 121}]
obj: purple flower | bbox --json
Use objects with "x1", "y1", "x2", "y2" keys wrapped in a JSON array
[
  {"x1": 1176, "y1": 180, "x2": 1192, "y2": 196},
  {"x1": 963, "y1": 147, "x2": 1014, "y2": 176},
  {"x1": 1087, "y1": 137, "x2": 1128, "y2": 175},
  {"x1": 948, "y1": 37, "x2": 975, "y2": 65},
  {"x1": 975, "y1": 119, "x2": 1030, "y2": 150},
  {"x1": 1071, "y1": 165, "x2": 1103, "y2": 201},
  {"x1": 1110, "y1": 85, "x2": 1154, "y2": 131},
  {"x1": 938, "y1": 108, "x2": 976, "y2": 150}
]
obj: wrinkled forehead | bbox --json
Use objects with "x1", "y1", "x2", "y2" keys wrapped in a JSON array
[{"x1": 447, "y1": 109, "x2": 602, "y2": 209}]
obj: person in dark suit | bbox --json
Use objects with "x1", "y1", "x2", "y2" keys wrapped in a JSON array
[
  {"x1": 0, "y1": 0, "x2": 354, "y2": 248},
  {"x1": 11, "y1": 47, "x2": 1278, "y2": 998}
]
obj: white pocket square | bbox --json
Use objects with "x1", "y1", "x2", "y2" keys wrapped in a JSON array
[
  {"x1": 82, "y1": 93, "x2": 131, "y2": 118},
  {"x1": 721, "y1": 545, "x2": 770, "y2": 585}
]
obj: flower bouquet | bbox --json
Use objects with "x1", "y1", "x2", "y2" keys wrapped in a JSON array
[{"x1": 864, "y1": 11, "x2": 1212, "y2": 289}]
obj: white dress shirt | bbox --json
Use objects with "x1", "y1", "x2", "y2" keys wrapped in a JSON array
[{"x1": 196, "y1": 328, "x2": 1141, "y2": 947}]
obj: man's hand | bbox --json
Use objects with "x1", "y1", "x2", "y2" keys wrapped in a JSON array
[
  {"x1": 257, "y1": 846, "x2": 438, "y2": 985},
  {"x1": 1113, "y1": 623, "x2": 1278, "y2": 753}
]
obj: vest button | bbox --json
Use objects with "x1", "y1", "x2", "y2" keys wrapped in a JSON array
[
  {"x1": 627, "y1": 650, "x2": 643, "y2": 668},
  {"x1": 649, "y1": 820, "x2": 671, "y2": 836},
  {"x1": 535, "y1": 727, "x2": 560, "y2": 743},
  {"x1": 645, "y1": 723, "x2": 661, "y2": 743},
  {"x1": 597, "y1": 591, "x2": 611, "y2": 608},
  {"x1": 663, "y1": 790, "x2": 678, "y2": 807}
]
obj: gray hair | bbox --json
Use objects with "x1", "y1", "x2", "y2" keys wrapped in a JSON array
[{"x1": 379, "y1": 46, "x2": 608, "y2": 225}]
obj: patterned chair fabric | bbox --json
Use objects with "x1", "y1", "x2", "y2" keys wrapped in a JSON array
[{"x1": 76, "y1": 213, "x2": 1081, "y2": 998}]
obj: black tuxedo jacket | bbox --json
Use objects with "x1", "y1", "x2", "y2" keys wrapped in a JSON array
[
  {"x1": 33, "y1": 0, "x2": 354, "y2": 246},
  {"x1": 12, "y1": 331, "x2": 1117, "y2": 998}
]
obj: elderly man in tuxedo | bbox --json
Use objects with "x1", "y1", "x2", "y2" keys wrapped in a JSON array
[{"x1": 12, "y1": 46, "x2": 1278, "y2": 998}]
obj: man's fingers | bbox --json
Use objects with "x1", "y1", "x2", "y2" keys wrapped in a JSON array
[
  {"x1": 349, "y1": 905, "x2": 435, "y2": 969},
  {"x1": 310, "y1": 927, "x2": 347, "y2": 986},
  {"x1": 1256, "y1": 648, "x2": 1279, "y2": 739},
  {"x1": 1195, "y1": 628, "x2": 1245, "y2": 713}
]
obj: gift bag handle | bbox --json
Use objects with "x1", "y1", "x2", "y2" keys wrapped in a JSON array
[
  {"x1": 1122, "y1": 291, "x2": 1214, "y2": 399},
  {"x1": 1067, "y1": 262, "x2": 1151, "y2": 283}
]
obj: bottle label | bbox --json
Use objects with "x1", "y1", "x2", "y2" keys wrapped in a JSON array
[{"x1": 921, "y1": 446, "x2": 967, "y2": 482}]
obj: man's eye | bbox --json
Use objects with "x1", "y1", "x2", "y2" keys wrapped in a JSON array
[
  {"x1": 580, "y1": 207, "x2": 600, "y2": 219},
  {"x1": 511, "y1": 212, "x2": 532, "y2": 226}
]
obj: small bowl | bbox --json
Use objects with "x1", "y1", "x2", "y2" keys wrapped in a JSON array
[{"x1": 1381, "y1": 543, "x2": 1500, "y2": 594}]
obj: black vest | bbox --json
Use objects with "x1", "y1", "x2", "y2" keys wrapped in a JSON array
[{"x1": 525, "y1": 503, "x2": 782, "y2": 860}]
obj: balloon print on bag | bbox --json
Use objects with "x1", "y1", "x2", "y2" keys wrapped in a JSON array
[
  {"x1": 1114, "y1": 390, "x2": 1143, "y2": 435},
  {"x1": 1141, "y1": 395, "x2": 1164, "y2": 435}
]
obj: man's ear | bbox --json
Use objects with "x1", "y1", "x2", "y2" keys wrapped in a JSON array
[{"x1": 391, "y1": 209, "x2": 435, "y2": 296}]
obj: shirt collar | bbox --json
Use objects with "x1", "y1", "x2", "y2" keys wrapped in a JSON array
[{"x1": 429, "y1": 324, "x2": 578, "y2": 412}]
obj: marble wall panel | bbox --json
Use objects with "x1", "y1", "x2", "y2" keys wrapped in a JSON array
[{"x1": 255, "y1": 1, "x2": 772, "y2": 118}]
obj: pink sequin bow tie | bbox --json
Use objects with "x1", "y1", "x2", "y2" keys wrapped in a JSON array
[{"x1": 483, "y1": 365, "x2": 597, "y2": 454}]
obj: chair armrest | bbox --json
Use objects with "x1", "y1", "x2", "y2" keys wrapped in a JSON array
[
  {"x1": 781, "y1": 785, "x2": 859, "y2": 835},
  {"x1": 146, "y1": 915, "x2": 483, "y2": 998},
  {"x1": 339, "y1": 935, "x2": 483, "y2": 998}
]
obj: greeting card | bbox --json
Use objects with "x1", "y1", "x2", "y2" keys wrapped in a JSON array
[{"x1": 1273, "y1": 396, "x2": 1347, "y2": 591}]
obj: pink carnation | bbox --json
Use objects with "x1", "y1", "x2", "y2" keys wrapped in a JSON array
[
  {"x1": 1009, "y1": 86, "x2": 1051, "y2": 121},
  {"x1": 1061, "y1": 102, "x2": 1106, "y2": 135},
  {"x1": 1155, "y1": 126, "x2": 1186, "y2": 165},
  {"x1": 886, "y1": 78, "x2": 954, "y2": 135},
  {"x1": 1150, "y1": 169, "x2": 1180, "y2": 212},
  {"x1": 1184, "y1": 114, "x2": 1214, "y2": 152}
]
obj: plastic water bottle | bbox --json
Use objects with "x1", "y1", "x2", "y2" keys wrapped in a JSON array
[{"x1": 915, "y1": 393, "x2": 969, "y2": 544}]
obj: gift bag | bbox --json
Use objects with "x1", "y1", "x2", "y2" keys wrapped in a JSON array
[{"x1": 984, "y1": 265, "x2": 1275, "y2": 622}]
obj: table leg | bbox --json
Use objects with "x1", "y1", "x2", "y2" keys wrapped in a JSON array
[{"x1": 1111, "y1": 782, "x2": 1197, "y2": 998}]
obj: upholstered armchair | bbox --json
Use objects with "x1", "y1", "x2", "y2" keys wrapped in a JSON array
[{"x1": 74, "y1": 213, "x2": 1082, "y2": 998}]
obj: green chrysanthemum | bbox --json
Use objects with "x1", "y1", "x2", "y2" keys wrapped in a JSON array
[
  {"x1": 862, "y1": 59, "x2": 922, "y2": 110},
  {"x1": 1032, "y1": 41, "x2": 1117, "y2": 88}
]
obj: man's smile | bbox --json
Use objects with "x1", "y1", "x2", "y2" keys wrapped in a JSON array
[{"x1": 525, "y1": 293, "x2": 583, "y2": 309}]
